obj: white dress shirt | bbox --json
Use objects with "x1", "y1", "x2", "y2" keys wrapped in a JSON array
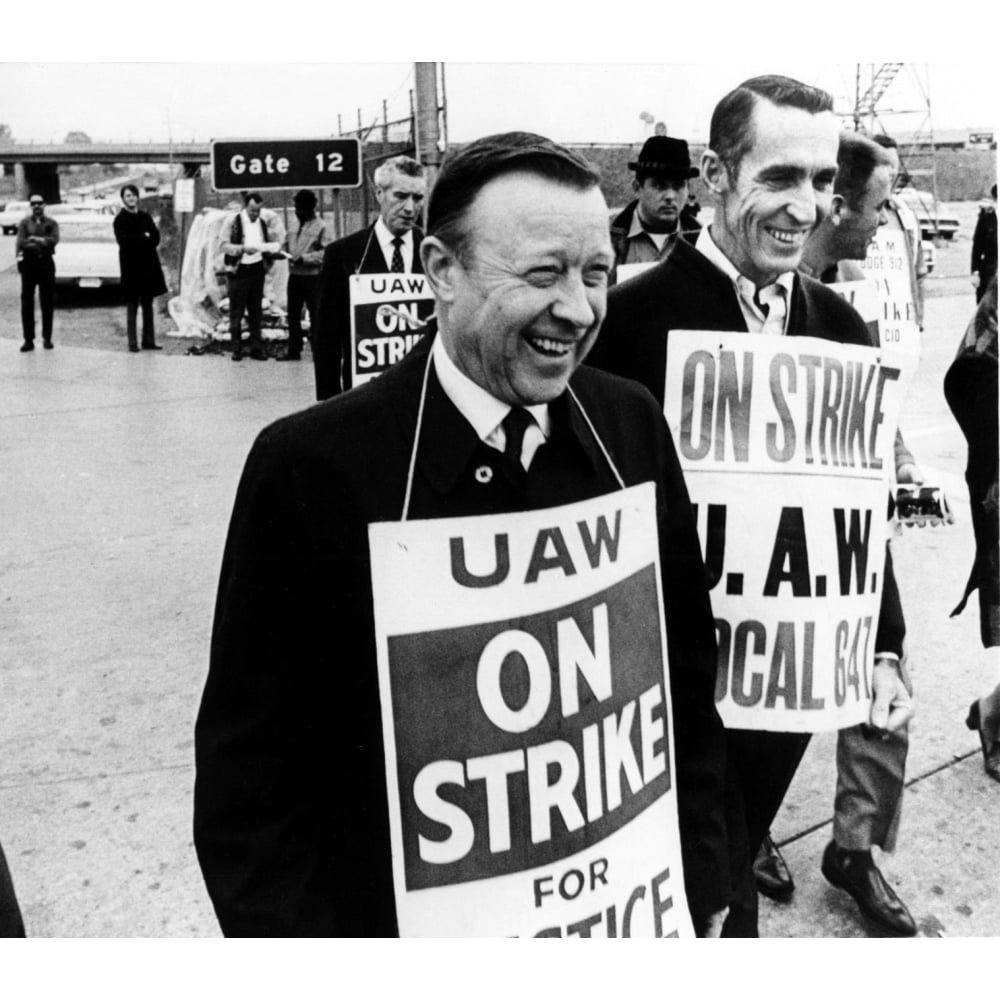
[
  {"x1": 696, "y1": 227, "x2": 794, "y2": 335},
  {"x1": 374, "y1": 217, "x2": 415, "y2": 273},
  {"x1": 239, "y1": 211, "x2": 267, "y2": 266},
  {"x1": 431, "y1": 335, "x2": 549, "y2": 470}
]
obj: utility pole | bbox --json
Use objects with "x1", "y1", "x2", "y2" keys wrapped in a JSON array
[{"x1": 413, "y1": 62, "x2": 443, "y2": 189}]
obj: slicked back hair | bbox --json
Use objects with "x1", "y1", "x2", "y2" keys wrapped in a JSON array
[
  {"x1": 426, "y1": 131, "x2": 602, "y2": 261},
  {"x1": 709, "y1": 75, "x2": 835, "y2": 178},
  {"x1": 835, "y1": 132, "x2": 894, "y2": 212},
  {"x1": 372, "y1": 155, "x2": 425, "y2": 191}
]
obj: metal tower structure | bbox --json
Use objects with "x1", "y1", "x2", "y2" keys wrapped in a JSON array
[{"x1": 849, "y1": 63, "x2": 945, "y2": 236}]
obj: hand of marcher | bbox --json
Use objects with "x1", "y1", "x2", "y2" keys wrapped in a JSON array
[
  {"x1": 870, "y1": 658, "x2": 913, "y2": 733},
  {"x1": 896, "y1": 462, "x2": 924, "y2": 485},
  {"x1": 971, "y1": 272, "x2": 981, "y2": 289}
]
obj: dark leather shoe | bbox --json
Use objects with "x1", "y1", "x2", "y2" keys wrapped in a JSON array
[
  {"x1": 966, "y1": 700, "x2": 1000, "y2": 782},
  {"x1": 19, "y1": 341, "x2": 34, "y2": 352},
  {"x1": 43, "y1": 339, "x2": 53, "y2": 349},
  {"x1": 231, "y1": 352, "x2": 243, "y2": 362},
  {"x1": 754, "y1": 833, "x2": 795, "y2": 902},
  {"x1": 821, "y1": 841, "x2": 916, "y2": 936},
  {"x1": 128, "y1": 344, "x2": 140, "y2": 353},
  {"x1": 142, "y1": 343, "x2": 163, "y2": 351},
  {"x1": 276, "y1": 351, "x2": 301, "y2": 361},
  {"x1": 249, "y1": 348, "x2": 267, "y2": 361}
]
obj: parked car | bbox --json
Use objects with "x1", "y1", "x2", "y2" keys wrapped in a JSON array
[
  {"x1": 897, "y1": 187, "x2": 960, "y2": 241},
  {"x1": 52, "y1": 213, "x2": 120, "y2": 289},
  {"x1": 0, "y1": 200, "x2": 31, "y2": 235}
]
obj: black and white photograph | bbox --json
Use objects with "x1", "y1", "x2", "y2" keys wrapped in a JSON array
[{"x1": 1, "y1": 5, "x2": 996, "y2": 993}]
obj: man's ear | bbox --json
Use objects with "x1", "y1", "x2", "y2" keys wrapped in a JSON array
[
  {"x1": 700, "y1": 149, "x2": 727, "y2": 195},
  {"x1": 631, "y1": 177, "x2": 641, "y2": 196},
  {"x1": 421, "y1": 236, "x2": 459, "y2": 303},
  {"x1": 829, "y1": 193, "x2": 848, "y2": 225}
]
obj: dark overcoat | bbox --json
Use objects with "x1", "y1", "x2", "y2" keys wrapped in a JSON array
[
  {"x1": 312, "y1": 223, "x2": 425, "y2": 401},
  {"x1": 194, "y1": 330, "x2": 730, "y2": 936},
  {"x1": 113, "y1": 208, "x2": 167, "y2": 299}
]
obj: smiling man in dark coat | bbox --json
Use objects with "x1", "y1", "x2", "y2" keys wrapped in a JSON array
[
  {"x1": 588, "y1": 75, "x2": 912, "y2": 938},
  {"x1": 194, "y1": 132, "x2": 732, "y2": 937}
]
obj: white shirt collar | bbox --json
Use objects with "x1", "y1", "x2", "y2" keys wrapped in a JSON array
[
  {"x1": 374, "y1": 217, "x2": 413, "y2": 272},
  {"x1": 431, "y1": 334, "x2": 550, "y2": 447}
]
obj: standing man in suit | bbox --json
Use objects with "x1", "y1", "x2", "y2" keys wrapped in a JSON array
[
  {"x1": 16, "y1": 194, "x2": 59, "y2": 352},
  {"x1": 589, "y1": 76, "x2": 913, "y2": 937},
  {"x1": 194, "y1": 131, "x2": 732, "y2": 937},
  {"x1": 312, "y1": 155, "x2": 426, "y2": 400}
]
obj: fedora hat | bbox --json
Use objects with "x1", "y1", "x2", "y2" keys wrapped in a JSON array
[{"x1": 628, "y1": 136, "x2": 699, "y2": 179}]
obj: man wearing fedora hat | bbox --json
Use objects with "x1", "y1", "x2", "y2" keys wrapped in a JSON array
[{"x1": 610, "y1": 135, "x2": 701, "y2": 277}]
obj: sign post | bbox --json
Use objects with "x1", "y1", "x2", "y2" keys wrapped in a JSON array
[{"x1": 210, "y1": 138, "x2": 362, "y2": 192}]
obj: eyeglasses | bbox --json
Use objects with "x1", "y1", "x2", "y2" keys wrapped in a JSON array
[{"x1": 30, "y1": 200, "x2": 44, "y2": 206}]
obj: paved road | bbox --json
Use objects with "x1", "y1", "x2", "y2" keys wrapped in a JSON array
[{"x1": 1, "y1": 207, "x2": 996, "y2": 937}]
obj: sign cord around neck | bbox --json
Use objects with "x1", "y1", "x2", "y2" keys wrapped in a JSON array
[
  {"x1": 355, "y1": 224, "x2": 378, "y2": 277},
  {"x1": 566, "y1": 385, "x2": 626, "y2": 489}
]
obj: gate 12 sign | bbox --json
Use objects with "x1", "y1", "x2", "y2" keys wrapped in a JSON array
[
  {"x1": 210, "y1": 138, "x2": 362, "y2": 191},
  {"x1": 368, "y1": 484, "x2": 693, "y2": 937}
]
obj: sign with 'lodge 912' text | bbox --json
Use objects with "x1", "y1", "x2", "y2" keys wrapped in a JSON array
[{"x1": 210, "y1": 138, "x2": 362, "y2": 191}]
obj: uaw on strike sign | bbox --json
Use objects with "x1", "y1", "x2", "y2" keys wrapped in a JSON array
[
  {"x1": 350, "y1": 274, "x2": 434, "y2": 387},
  {"x1": 664, "y1": 333, "x2": 902, "y2": 733},
  {"x1": 369, "y1": 485, "x2": 693, "y2": 937}
]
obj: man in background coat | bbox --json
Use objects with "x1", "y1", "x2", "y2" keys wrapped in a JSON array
[
  {"x1": 971, "y1": 183, "x2": 997, "y2": 304},
  {"x1": 588, "y1": 75, "x2": 912, "y2": 937},
  {"x1": 311, "y1": 155, "x2": 426, "y2": 400},
  {"x1": 609, "y1": 135, "x2": 701, "y2": 280},
  {"x1": 194, "y1": 132, "x2": 732, "y2": 937}
]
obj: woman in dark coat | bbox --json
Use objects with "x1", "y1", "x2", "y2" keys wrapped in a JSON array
[
  {"x1": 113, "y1": 183, "x2": 167, "y2": 352},
  {"x1": 944, "y1": 276, "x2": 1000, "y2": 782}
]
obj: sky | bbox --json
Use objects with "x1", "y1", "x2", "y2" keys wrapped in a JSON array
[
  {"x1": 1, "y1": 1, "x2": 995, "y2": 149},
  {"x1": 0, "y1": 62, "x2": 992, "y2": 149}
]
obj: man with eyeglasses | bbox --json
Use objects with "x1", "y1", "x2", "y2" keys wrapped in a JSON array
[{"x1": 15, "y1": 196, "x2": 60, "y2": 352}]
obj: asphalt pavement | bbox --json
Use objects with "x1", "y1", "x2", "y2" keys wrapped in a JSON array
[{"x1": 0, "y1": 211, "x2": 997, "y2": 938}]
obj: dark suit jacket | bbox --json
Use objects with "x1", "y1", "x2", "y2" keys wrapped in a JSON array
[
  {"x1": 194, "y1": 329, "x2": 730, "y2": 936},
  {"x1": 588, "y1": 237, "x2": 905, "y2": 657},
  {"x1": 312, "y1": 223, "x2": 425, "y2": 401}
]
